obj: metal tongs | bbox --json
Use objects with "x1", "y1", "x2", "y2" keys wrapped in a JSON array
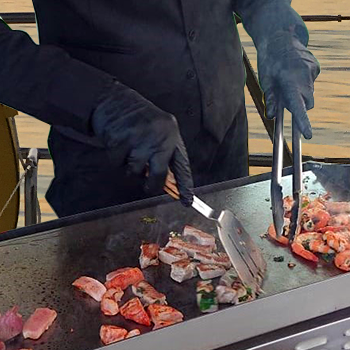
[{"x1": 271, "y1": 103, "x2": 302, "y2": 242}]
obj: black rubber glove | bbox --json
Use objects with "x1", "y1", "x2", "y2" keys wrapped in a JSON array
[
  {"x1": 258, "y1": 30, "x2": 320, "y2": 139},
  {"x1": 233, "y1": 0, "x2": 320, "y2": 140},
  {"x1": 91, "y1": 81, "x2": 194, "y2": 206}
]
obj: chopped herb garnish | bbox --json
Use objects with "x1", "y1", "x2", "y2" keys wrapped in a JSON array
[
  {"x1": 322, "y1": 253, "x2": 335, "y2": 263},
  {"x1": 273, "y1": 256, "x2": 284, "y2": 262},
  {"x1": 238, "y1": 295, "x2": 249, "y2": 302},
  {"x1": 245, "y1": 287, "x2": 252, "y2": 296},
  {"x1": 141, "y1": 216, "x2": 157, "y2": 224},
  {"x1": 302, "y1": 240, "x2": 311, "y2": 251}
]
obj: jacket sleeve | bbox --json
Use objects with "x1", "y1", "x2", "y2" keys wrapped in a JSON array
[
  {"x1": 0, "y1": 19, "x2": 115, "y2": 134},
  {"x1": 231, "y1": 0, "x2": 309, "y2": 50}
]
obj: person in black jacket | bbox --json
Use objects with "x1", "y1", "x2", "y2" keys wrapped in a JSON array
[{"x1": 0, "y1": 1, "x2": 320, "y2": 217}]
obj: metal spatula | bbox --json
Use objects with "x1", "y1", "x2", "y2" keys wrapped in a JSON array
[{"x1": 164, "y1": 179, "x2": 266, "y2": 295}]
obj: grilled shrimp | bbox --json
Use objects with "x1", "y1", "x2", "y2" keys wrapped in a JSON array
[
  {"x1": 267, "y1": 218, "x2": 290, "y2": 245},
  {"x1": 301, "y1": 209, "x2": 330, "y2": 232},
  {"x1": 323, "y1": 230, "x2": 350, "y2": 252},
  {"x1": 335, "y1": 250, "x2": 350, "y2": 271},
  {"x1": 291, "y1": 232, "x2": 334, "y2": 262}
]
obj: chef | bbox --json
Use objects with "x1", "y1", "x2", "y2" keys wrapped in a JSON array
[{"x1": 0, "y1": 0, "x2": 319, "y2": 217}]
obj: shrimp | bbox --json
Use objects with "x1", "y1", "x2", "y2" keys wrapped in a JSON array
[
  {"x1": 283, "y1": 196, "x2": 310, "y2": 217},
  {"x1": 267, "y1": 218, "x2": 290, "y2": 245},
  {"x1": 291, "y1": 232, "x2": 333, "y2": 262},
  {"x1": 323, "y1": 230, "x2": 350, "y2": 252},
  {"x1": 301, "y1": 209, "x2": 330, "y2": 232},
  {"x1": 291, "y1": 242, "x2": 319, "y2": 262},
  {"x1": 334, "y1": 250, "x2": 350, "y2": 271}
]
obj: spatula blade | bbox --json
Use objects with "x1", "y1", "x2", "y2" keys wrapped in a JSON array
[{"x1": 217, "y1": 210, "x2": 266, "y2": 294}]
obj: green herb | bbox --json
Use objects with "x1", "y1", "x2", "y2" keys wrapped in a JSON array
[
  {"x1": 273, "y1": 256, "x2": 284, "y2": 262},
  {"x1": 141, "y1": 216, "x2": 157, "y2": 224},
  {"x1": 245, "y1": 287, "x2": 252, "y2": 296},
  {"x1": 301, "y1": 240, "x2": 311, "y2": 251},
  {"x1": 302, "y1": 201, "x2": 309, "y2": 208},
  {"x1": 238, "y1": 295, "x2": 249, "y2": 302},
  {"x1": 322, "y1": 253, "x2": 335, "y2": 263}
]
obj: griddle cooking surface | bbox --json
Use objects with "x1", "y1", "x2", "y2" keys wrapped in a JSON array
[{"x1": 1, "y1": 162, "x2": 350, "y2": 350}]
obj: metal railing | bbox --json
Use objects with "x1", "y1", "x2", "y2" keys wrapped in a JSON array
[{"x1": 1, "y1": 12, "x2": 350, "y2": 24}]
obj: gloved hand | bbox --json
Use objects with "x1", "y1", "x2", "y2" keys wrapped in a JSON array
[
  {"x1": 257, "y1": 31, "x2": 320, "y2": 140},
  {"x1": 91, "y1": 81, "x2": 194, "y2": 206}
]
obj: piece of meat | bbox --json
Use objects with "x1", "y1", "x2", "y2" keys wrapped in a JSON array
[
  {"x1": 126, "y1": 329, "x2": 141, "y2": 338},
  {"x1": 120, "y1": 298, "x2": 151, "y2": 326},
  {"x1": 197, "y1": 280, "x2": 218, "y2": 313},
  {"x1": 183, "y1": 225, "x2": 216, "y2": 248},
  {"x1": 132, "y1": 281, "x2": 167, "y2": 306},
  {"x1": 194, "y1": 252, "x2": 231, "y2": 269},
  {"x1": 147, "y1": 304, "x2": 183, "y2": 329},
  {"x1": 159, "y1": 247, "x2": 188, "y2": 265},
  {"x1": 22, "y1": 308, "x2": 57, "y2": 340},
  {"x1": 100, "y1": 297, "x2": 119, "y2": 316},
  {"x1": 100, "y1": 288, "x2": 124, "y2": 315},
  {"x1": 170, "y1": 259, "x2": 197, "y2": 283},
  {"x1": 72, "y1": 276, "x2": 107, "y2": 302},
  {"x1": 139, "y1": 243, "x2": 160, "y2": 269},
  {"x1": 215, "y1": 285, "x2": 238, "y2": 304},
  {"x1": 105, "y1": 268, "x2": 144, "y2": 290},
  {"x1": 0, "y1": 307, "x2": 23, "y2": 342},
  {"x1": 106, "y1": 267, "x2": 130, "y2": 282},
  {"x1": 99, "y1": 325, "x2": 128, "y2": 345},
  {"x1": 104, "y1": 287, "x2": 124, "y2": 302},
  {"x1": 166, "y1": 238, "x2": 213, "y2": 257},
  {"x1": 196, "y1": 263, "x2": 226, "y2": 279},
  {"x1": 231, "y1": 280, "x2": 254, "y2": 304},
  {"x1": 219, "y1": 269, "x2": 239, "y2": 287},
  {"x1": 0, "y1": 341, "x2": 5, "y2": 350}
]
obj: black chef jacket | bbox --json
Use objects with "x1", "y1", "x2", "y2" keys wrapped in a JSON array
[{"x1": 0, "y1": 0, "x2": 254, "y2": 216}]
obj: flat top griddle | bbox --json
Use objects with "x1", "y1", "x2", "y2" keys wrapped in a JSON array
[{"x1": 1, "y1": 162, "x2": 350, "y2": 350}]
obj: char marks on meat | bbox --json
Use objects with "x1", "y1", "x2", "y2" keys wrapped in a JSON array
[
  {"x1": 170, "y1": 258, "x2": 198, "y2": 283},
  {"x1": 194, "y1": 252, "x2": 231, "y2": 268},
  {"x1": 166, "y1": 237, "x2": 213, "y2": 257},
  {"x1": 159, "y1": 247, "x2": 188, "y2": 265},
  {"x1": 196, "y1": 263, "x2": 226, "y2": 280},
  {"x1": 139, "y1": 243, "x2": 160, "y2": 269}
]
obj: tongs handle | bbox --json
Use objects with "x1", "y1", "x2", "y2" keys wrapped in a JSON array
[{"x1": 271, "y1": 102, "x2": 285, "y2": 238}]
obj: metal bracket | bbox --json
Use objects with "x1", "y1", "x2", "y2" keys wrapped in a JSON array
[{"x1": 24, "y1": 148, "x2": 38, "y2": 226}]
